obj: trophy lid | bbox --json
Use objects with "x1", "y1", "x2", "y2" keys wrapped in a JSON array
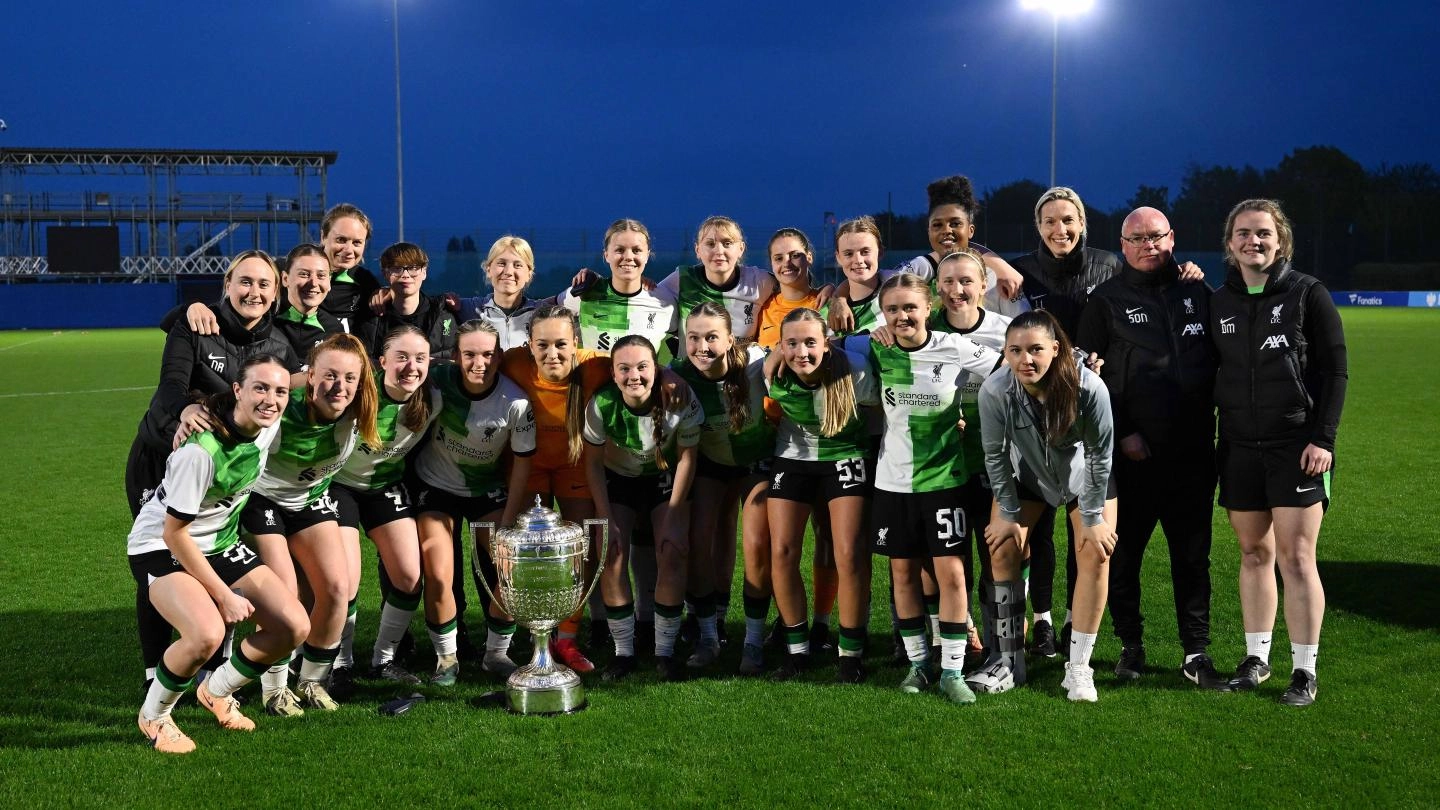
[{"x1": 516, "y1": 495, "x2": 562, "y2": 533}]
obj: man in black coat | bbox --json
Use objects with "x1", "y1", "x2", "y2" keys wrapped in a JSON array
[{"x1": 1075, "y1": 207, "x2": 1228, "y2": 690}]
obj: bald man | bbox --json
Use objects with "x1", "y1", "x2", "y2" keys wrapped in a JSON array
[{"x1": 1075, "y1": 207, "x2": 1227, "y2": 690}]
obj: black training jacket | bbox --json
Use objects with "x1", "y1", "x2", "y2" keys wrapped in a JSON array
[
  {"x1": 1075, "y1": 259, "x2": 1217, "y2": 448},
  {"x1": 319, "y1": 265, "x2": 382, "y2": 334},
  {"x1": 1208, "y1": 262, "x2": 1348, "y2": 451},
  {"x1": 358, "y1": 294, "x2": 458, "y2": 362},
  {"x1": 135, "y1": 300, "x2": 302, "y2": 450},
  {"x1": 1010, "y1": 242, "x2": 1122, "y2": 340}
]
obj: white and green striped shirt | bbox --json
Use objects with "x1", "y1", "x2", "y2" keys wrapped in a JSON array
[
  {"x1": 658, "y1": 264, "x2": 775, "y2": 341},
  {"x1": 766, "y1": 349, "x2": 880, "y2": 462},
  {"x1": 582, "y1": 383, "x2": 704, "y2": 477},
  {"x1": 673, "y1": 344, "x2": 774, "y2": 467},
  {"x1": 256, "y1": 389, "x2": 360, "y2": 510},
  {"x1": 413, "y1": 367, "x2": 537, "y2": 498},
  {"x1": 559, "y1": 280, "x2": 677, "y2": 352}
]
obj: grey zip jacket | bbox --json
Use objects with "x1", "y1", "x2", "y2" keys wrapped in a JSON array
[{"x1": 979, "y1": 358, "x2": 1114, "y2": 527}]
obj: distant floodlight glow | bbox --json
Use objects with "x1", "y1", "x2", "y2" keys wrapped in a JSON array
[{"x1": 1021, "y1": 0, "x2": 1094, "y2": 15}]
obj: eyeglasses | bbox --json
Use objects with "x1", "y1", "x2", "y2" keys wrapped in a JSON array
[
  {"x1": 386, "y1": 264, "x2": 426, "y2": 277},
  {"x1": 1121, "y1": 230, "x2": 1172, "y2": 247}
]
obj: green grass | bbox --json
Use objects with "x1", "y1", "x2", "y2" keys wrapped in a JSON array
[{"x1": 1, "y1": 310, "x2": 1438, "y2": 807}]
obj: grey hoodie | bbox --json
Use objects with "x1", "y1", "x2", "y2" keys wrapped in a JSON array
[{"x1": 979, "y1": 359, "x2": 1114, "y2": 527}]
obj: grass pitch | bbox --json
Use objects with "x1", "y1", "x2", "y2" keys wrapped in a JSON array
[{"x1": 1, "y1": 309, "x2": 1437, "y2": 807}]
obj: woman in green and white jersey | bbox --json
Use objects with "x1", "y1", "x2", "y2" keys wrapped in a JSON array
[
  {"x1": 850, "y1": 272, "x2": 1001, "y2": 703},
  {"x1": 765, "y1": 308, "x2": 880, "y2": 683},
  {"x1": 238, "y1": 332, "x2": 380, "y2": 713},
  {"x1": 582, "y1": 335, "x2": 703, "y2": 682},
  {"x1": 825, "y1": 216, "x2": 887, "y2": 337},
  {"x1": 929, "y1": 250, "x2": 1013, "y2": 658},
  {"x1": 128, "y1": 355, "x2": 310, "y2": 755},
  {"x1": 325, "y1": 326, "x2": 442, "y2": 689},
  {"x1": 657, "y1": 216, "x2": 777, "y2": 342},
  {"x1": 559, "y1": 219, "x2": 677, "y2": 353},
  {"x1": 409, "y1": 320, "x2": 537, "y2": 683},
  {"x1": 673, "y1": 302, "x2": 775, "y2": 673}
]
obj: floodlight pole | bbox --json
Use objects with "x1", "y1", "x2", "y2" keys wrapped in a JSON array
[
  {"x1": 393, "y1": 0, "x2": 405, "y2": 241},
  {"x1": 1048, "y1": 13, "x2": 1058, "y2": 189}
]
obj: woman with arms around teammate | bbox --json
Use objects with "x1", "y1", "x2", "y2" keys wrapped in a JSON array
[
  {"x1": 360, "y1": 242, "x2": 458, "y2": 362},
  {"x1": 129, "y1": 355, "x2": 309, "y2": 754},
  {"x1": 561, "y1": 219, "x2": 677, "y2": 353},
  {"x1": 1211, "y1": 199, "x2": 1347, "y2": 706},
  {"x1": 977, "y1": 310, "x2": 1117, "y2": 702},
  {"x1": 858, "y1": 272, "x2": 1001, "y2": 703},
  {"x1": 673, "y1": 303, "x2": 775, "y2": 673},
  {"x1": 456, "y1": 236, "x2": 540, "y2": 350},
  {"x1": 236, "y1": 333, "x2": 380, "y2": 713},
  {"x1": 582, "y1": 335, "x2": 703, "y2": 681},
  {"x1": 658, "y1": 216, "x2": 777, "y2": 343},
  {"x1": 765, "y1": 308, "x2": 880, "y2": 683},
  {"x1": 125, "y1": 250, "x2": 301, "y2": 691},
  {"x1": 407, "y1": 320, "x2": 537, "y2": 681}
]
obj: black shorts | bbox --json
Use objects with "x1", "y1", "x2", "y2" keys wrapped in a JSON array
[
  {"x1": 1217, "y1": 440, "x2": 1331, "y2": 511},
  {"x1": 606, "y1": 468, "x2": 678, "y2": 517},
  {"x1": 409, "y1": 476, "x2": 507, "y2": 523},
  {"x1": 129, "y1": 541, "x2": 262, "y2": 587},
  {"x1": 241, "y1": 492, "x2": 340, "y2": 537},
  {"x1": 125, "y1": 435, "x2": 168, "y2": 519},
  {"x1": 332, "y1": 481, "x2": 413, "y2": 531},
  {"x1": 768, "y1": 456, "x2": 871, "y2": 503},
  {"x1": 870, "y1": 487, "x2": 970, "y2": 559}
]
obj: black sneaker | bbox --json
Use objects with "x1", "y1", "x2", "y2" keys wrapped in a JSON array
[
  {"x1": 770, "y1": 653, "x2": 809, "y2": 682},
  {"x1": 1279, "y1": 670, "x2": 1317, "y2": 706},
  {"x1": 1181, "y1": 654, "x2": 1232, "y2": 691},
  {"x1": 1115, "y1": 644, "x2": 1146, "y2": 681},
  {"x1": 655, "y1": 656, "x2": 686, "y2": 682},
  {"x1": 1030, "y1": 619, "x2": 1058, "y2": 658},
  {"x1": 809, "y1": 622, "x2": 835, "y2": 655},
  {"x1": 602, "y1": 655, "x2": 636, "y2": 682},
  {"x1": 836, "y1": 656, "x2": 866, "y2": 685},
  {"x1": 716, "y1": 622, "x2": 730, "y2": 648},
  {"x1": 1229, "y1": 656, "x2": 1272, "y2": 691},
  {"x1": 589, "y1": 618, "x2": 611, "y2": 649},
  {"x1": 328, "y1": 666, "x2": 356, "y2": 701}
]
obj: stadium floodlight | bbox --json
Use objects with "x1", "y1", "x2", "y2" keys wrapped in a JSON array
[
  {"x1": 1022, "y1": 0, "x2": 1094, "y2": 188},
  {"x1": 392, "y1": 0, "x2": 405, "y2": 240}
]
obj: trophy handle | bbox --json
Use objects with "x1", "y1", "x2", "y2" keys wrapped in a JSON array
[
  {"x1": 580, "y1": 518, "x2": 610, "y2": 610},
  {"x1": 471, "y1": 521, "x2": 507, "y2": 615}
]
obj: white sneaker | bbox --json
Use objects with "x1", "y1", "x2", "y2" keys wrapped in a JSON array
[
  {"x1": 481, "y1": 650, "x2": 519, "y2": 677},
  {"x1": 1065, "y1": 662, "x2": 1098, "y2": 703},
  {"x1": 964, "y1": 656, "x2": 1016, "y2": 694}
]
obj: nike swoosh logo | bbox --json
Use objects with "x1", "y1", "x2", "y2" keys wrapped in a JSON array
[
  {"x1": 1296, "y1": 486, "x2": 1316, "y2": 493},
  {"x1": 842, "y1": 482, "x2": 861, "y2": 489},
  {"x1": 207, "y1": 353, "x2": 224, "y2": 360},
  {"x1": 1125, "y1": 307, "x2": 1142, "y2": 314},
  {"x1": 944, "y1": 540, "x2": 962, "y2": 549},
  {"x1": 1220, "y1": 317, "x2": 1235, "y2": 325}
]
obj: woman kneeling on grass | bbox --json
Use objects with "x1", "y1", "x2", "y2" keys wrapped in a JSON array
[
  {"x1": 129, "y1": 355, "x2": 310, "y2": 754},
  {"x1": 977, "y1": 310, "x2": 1117, "y2": 702},
  {"x1": 583, "y1": 335, "x2": 703, "y2": 682}
]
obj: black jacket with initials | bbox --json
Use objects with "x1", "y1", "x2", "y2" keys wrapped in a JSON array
[
  {"x1": 1010, "y1": 241, "x2": 1122, "y2": 340},
  {"x1": 136, "y1": 299, "x2": 301, "y2": 451},
  {"x1": 1076, "y1": 259, "x2": 1217, "y2": 448},
  {"x1": 1208, "y1": 262, "x2": 1348, "y2": 450}
]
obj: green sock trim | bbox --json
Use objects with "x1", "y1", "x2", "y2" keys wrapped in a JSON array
[
  {"x1": 784, "y1": 622, "x2": 808, "y2": 645},
  {"x1": 231, "y1": 648, "x2": 266, "y2": 679},
  {"x1": 387, "y1": 588, "x2": 422, "y2": 611},
  {"x1": 155, "y1": 661, "x2": 193, "y2": 693},
  {"x1": 837, "y1": 626, "x2": 866, "y2": 652},
  {"x1": 654, "y1": 602, "x2": 684, "y2": 619},
  {"x1": 301, "y1": 643, "x2": 340, "y2": 664},
  {"x1": 607, "y1": 603, "x2": 635, "y2": 620},
  {"x1": 923, "y1": 595, "x2": 941, "y2": 613},
  {"x1": 427, "y1": 618, "x2": 458, "y2": 635},
  {"x1": 346, "y1": 598, "x2": 358, "y2": 619},
  {"x1": 486, "y1": 615, "x2": 517, "y2": 634}
]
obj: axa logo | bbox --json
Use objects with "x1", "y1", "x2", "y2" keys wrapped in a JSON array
[
  {"x1": 1181, "y1": 323, "x2": 1205, "y2": 336},
  {"x1": 1260, "y1": 334, "x2": 1290, "y2": 350},
  {"x1": 1220, "y1": 316, "x2": 1237, "y2": 335},
  {"x1": 1270, "y1": 304, "x2": 1284, "y2": 324}
]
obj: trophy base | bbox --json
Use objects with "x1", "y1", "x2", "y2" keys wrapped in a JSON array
[{"x1": 505, "y1": 664, "x2": 588, "y2": 715}]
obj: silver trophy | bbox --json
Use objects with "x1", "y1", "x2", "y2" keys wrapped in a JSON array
[{"x1": 473, "y1": 497, "x2": 608, "y2": 715}]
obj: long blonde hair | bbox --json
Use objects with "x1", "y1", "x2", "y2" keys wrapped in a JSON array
[{"x1": 779, "y1": 308, "x2": 856, "y2": 437}]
